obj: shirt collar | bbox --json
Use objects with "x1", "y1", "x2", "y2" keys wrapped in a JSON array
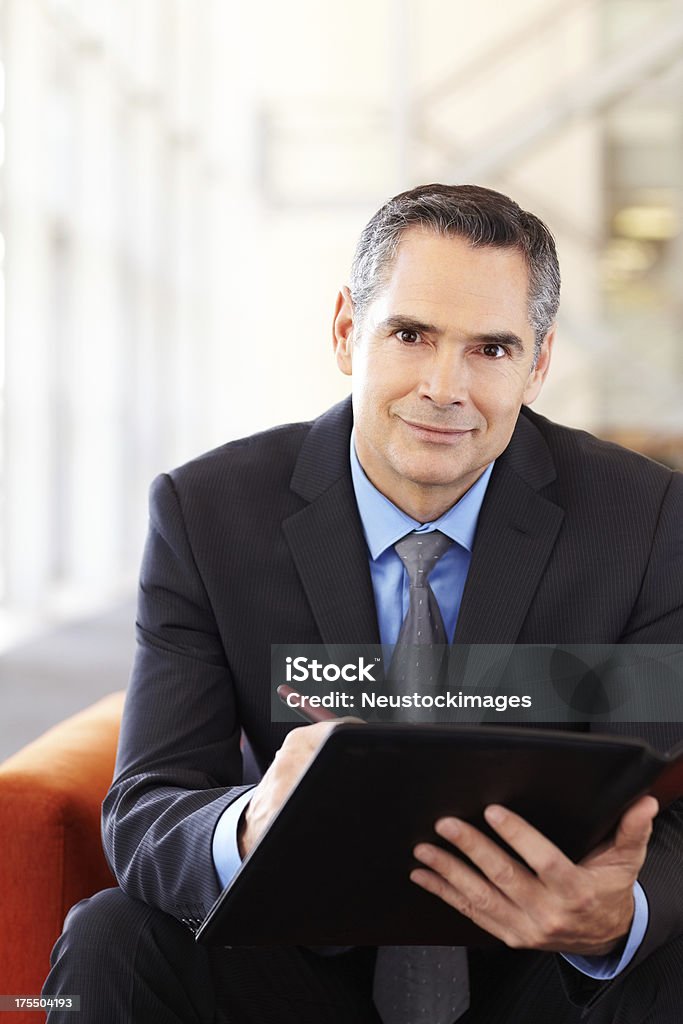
[{"x1": 349, "y1": 429, "x2": 494, "y2": 560}]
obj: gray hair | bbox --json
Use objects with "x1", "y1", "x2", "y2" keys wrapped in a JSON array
[{"x1": 349, "y1": 183, "x2": 560, "y2": 357}]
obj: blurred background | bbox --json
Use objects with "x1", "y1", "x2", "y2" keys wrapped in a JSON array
[{"x1": 1, "y1": 0, "x2": 682, "y2": 757}]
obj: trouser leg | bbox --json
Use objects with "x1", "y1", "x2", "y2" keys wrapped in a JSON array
[
  {"x1": 462, "y1": 935, "x2": 683, "y2": 1024},
  {"x1": 210, "y1": 944, "x2": 379, "y2": 1024},
  {"x1": 43, "y1": 887, "x2": 218, "y2": 1023},
  {"x1": 43, "y1": 890, "x2": 683, "y2": 1024},
  {"x1": 461, "y1": 947, "x2": 583, "y2": 1024},
  {"x1": 43, "y1": 887, "x2": 381, "y2": 1024}
]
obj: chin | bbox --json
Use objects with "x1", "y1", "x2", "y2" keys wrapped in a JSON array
[{"x1": 396, "y1": 462, "x2": 472, "y2": 489}]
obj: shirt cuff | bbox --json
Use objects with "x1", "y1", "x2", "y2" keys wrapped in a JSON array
[
  {"x1": 211, "y1": 788, "x2": 255, "y2": 890},
  {"x1": 561, "y1": 881, "x2": 649, "y2": 979}
]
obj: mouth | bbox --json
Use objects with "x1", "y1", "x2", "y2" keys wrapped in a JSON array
[{"x1": 399, "y1": 418, "x2": 476, "y2": 443}]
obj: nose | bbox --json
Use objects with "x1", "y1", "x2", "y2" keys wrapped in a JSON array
[{"x1": 418, "y1": 349, "x2": 469, "y2": 407}]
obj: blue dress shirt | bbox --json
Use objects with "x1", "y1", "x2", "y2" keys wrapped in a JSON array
[
  {"x1": 349, "y1": 433, "x2": 493, "y2": 646},
  {"x1": 212, "y1": 429, "x2": 647, "y2": 978}
]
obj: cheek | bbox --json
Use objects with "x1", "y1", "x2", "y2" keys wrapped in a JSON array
[
  {"x1": 351, "y1": 380, "x2": 388, "y2": 439},
  {"x1": 480, "y1": 359, "x2": 530, "y2": 388},
  {"x1": 353, "y1": 379, "x2": 383, "y2": 420},
  {"x1": 354, "y1": 363, "x2": 411, "y2": 412},
  {"x1": 473, "y1": 367, "x2": 530, "y2": 416}
]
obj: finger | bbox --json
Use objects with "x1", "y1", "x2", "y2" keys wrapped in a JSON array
[
  {"x1": 281, "y1": 720, "x2": 337, "y2": 751},
  {"x1": 431, "y1": 817, "x2": 536, "y2": 907},
  {"x1": 481, "y1": 805, "x2": 577, "y2": 891},
  {"x1": 411, "y1": 839, "x2": 528, "y2": 929},
  {"x1": 411, "y1": 847, "x2": 518, "y2": 942},
  {"x1": 613, "y1": 796, "x2": 658, "y2": 859},
  {"x1": 413, "y1": 840, "x2": 503, "y2": 905}
]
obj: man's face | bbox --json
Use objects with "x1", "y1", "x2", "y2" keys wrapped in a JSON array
[{"x1": 333, "y1": 228, "x2": 554, "y2": 521}]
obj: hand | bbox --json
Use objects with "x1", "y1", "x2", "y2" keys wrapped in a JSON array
[
  {"x1": 237, "y1": 721, "x2": 343, "y2": 858},
  {"x1": 410, "y1": 795, "x2": 659, "y2": 956}
]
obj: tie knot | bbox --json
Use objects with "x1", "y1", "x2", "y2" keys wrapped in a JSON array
[{"x1": 393, "y1": 530, "x2": 453, "y2": 587}]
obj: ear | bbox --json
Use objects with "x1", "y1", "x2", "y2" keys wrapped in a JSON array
[
  {"x1": 332, "y1": 286, "x2": 355, "y2": 377},
  {"x1": 522, "y1": 326, "x2": 555, "y2": 406}
]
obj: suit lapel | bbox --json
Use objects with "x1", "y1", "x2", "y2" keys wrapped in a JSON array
[
  {"x1": 283, "y1": 399, "x2": 381, "y2": 646},
  {"x1": 454, "y1": 412, "x2": 565, "y2": 645},
  {"x1": 283, "y1": 477, "x2": 380, "y2": 645}
]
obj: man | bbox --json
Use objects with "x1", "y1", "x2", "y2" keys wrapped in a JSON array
[{"x1": 44, "y1": 184, "x2": 682, "y2": 1022}]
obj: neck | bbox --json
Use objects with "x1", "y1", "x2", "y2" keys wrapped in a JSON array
[
  {"x1": 375, "y1": 475, "x2": 480, "y2": 523},
  {"x1": 352, "y1": 433, "x2": 487, "y2": 522}
]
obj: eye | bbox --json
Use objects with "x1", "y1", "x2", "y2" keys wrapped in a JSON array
[
  {"x1": 480, "y1": 343, "x2": 509, "y2": 359},
  {"x1": 395, "y1": 329, "x2": 421, "y2": 345}
]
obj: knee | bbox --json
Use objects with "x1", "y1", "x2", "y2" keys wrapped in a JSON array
[
  {"x1": 45, "y1": 887, "x2": 216, "y2": 1021},
  {"x1": 54, "y1": 887, "x2": 154, "y2": 964},
  {"x1": 54, "y1": 886, "x2": 201, "y2": 967}
]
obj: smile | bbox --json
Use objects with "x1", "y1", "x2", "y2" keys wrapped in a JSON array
[{"x1": 399, "y1": 419, "x2": 476, "y2": 444}]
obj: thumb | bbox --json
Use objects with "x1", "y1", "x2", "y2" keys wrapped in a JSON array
[{"x1": 613, "y1": 795, "x2": 658, "y2": 860}]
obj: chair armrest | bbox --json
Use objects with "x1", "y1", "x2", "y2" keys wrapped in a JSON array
[{"x1": 0, "y1": 691, "x2": 125, "y2": 999}]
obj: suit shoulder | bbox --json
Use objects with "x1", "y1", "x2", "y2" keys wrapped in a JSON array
[
  {"x1": 146, "y1": 419, "x2": 315, "y2": 524},
  {"x1": 147, "y1": 397, "x2": 354, "y2": 529},
  {"x1": 168, "y1": 418, "x2": 313, "y2": 489},
  {"x1": 523, "y1": 407, "x2": 676, "y2": 496}
]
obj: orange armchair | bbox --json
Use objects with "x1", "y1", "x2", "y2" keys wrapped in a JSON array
[{"x1": 0, "y1": 692, "x2": 125, "y2": 1019}]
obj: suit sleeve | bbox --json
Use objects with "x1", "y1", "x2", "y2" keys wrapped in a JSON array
[
  {"x1": 102, "y1": 472, "x2": 250, "y2": 929},
  {"x1": 615, "y1": 472, "x2": 683, "y2": 971},
  {"x1": 620, "y1": 471, "x2": 683, "y2": 644},
  {"x1": 558, "y1": 471, "x2": 683, "y2": 1008},
  {"x1": 617, "y1": 471, "x2": 683, "y2": 963}
]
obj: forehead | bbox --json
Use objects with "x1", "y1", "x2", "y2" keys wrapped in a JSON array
[{"x1": 369, "y1": 228, "x2": 532, "y2": 336}]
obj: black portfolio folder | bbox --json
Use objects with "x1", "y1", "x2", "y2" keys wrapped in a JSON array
[{"x1": 196, "y1": 724, "x2": 682, "y2": 948}]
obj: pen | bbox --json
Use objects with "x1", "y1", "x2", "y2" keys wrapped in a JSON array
[{"x1": 276, "y1": 684, "x2": 341, "y2": 724}]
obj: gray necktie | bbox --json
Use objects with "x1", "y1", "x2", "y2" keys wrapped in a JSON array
[
  {"x1": 388, "y1": 530, "x2": 452, "y2": 715},
  {"x1": 374, "y1": 531, "x2": 469, "y2": 1024},
  {"x1": 394, "y1": 530, "x2": 452, "y2": 646},
  {"x1": 373, "y1": 945, "x2": 469, "y2": 1024}
]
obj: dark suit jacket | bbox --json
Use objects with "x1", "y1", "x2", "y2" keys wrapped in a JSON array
[{"x1": 103, "y1": 398, "x2": 683, "y2": 1008}]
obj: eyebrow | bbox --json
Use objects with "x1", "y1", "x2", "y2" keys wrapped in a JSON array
[{"x1": 375, "y1": 315, "x2": 526, "y2": 352}]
